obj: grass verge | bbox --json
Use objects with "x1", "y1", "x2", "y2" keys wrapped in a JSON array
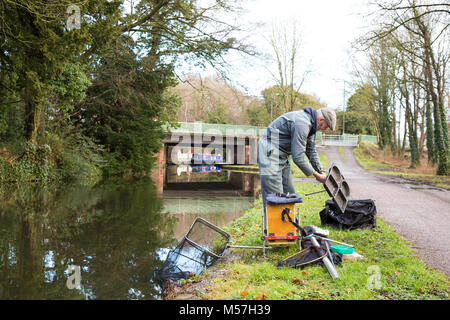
[
  {"x1": 169, "y1": 182, "x2": 449, "y2": 300},
  {"x1": 353, "y1": 142, "x2": 450, "y2": 190},
  {"x1": 338, "y1": 146, "x2": 346, "y2": 161},
  {"x1": 291, "y1": 153, "x2": 330, "y2": 178}
]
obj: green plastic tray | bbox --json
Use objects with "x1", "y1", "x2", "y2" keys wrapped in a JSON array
[{"x1": 330, "y1": 245, "x2": 354, "y2": 254}]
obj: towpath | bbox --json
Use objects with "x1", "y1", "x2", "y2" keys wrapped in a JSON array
[{"x1": 318, "y1": 145, "x2": 450, "y2": 276}]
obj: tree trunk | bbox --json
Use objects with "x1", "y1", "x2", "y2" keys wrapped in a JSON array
[
  {"x1": 24, "y1": 75, "x2": 41, "y2": 144},
  {"x1": 414, "y1": 11, "x2": 448, "y2": 175},
  {"x1": 425, "y1": 95, "x2": 435, "y2": 163}
]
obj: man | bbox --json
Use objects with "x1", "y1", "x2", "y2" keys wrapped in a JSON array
[{"x1": 258, "y1": 107, "x2": 336, "y2": 209}]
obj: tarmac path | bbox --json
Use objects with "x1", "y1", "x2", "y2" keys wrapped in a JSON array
[{"x1": 317, "y1": 145, "x2": 450, "y2": 276}]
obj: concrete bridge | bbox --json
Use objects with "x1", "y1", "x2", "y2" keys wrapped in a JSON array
[
  {"x1": 163, "y1": 122, "x2": 264, "y2": 165},
  {"x1": 152, "y1": 122, "x2": 265, "y2": 194}
]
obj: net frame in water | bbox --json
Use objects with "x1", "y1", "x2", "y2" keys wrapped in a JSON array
[{"x1": 184, "y1": 217, "x2": 231, "y2": 259}]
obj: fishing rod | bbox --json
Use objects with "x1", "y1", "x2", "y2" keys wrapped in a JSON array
[{"x1": 313, "y1": 235, "x2": 354, "y2": 248}]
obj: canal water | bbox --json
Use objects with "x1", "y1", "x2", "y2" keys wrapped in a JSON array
[{"x1": 0, "y1": 169, "x2": 255, "y2": 300}]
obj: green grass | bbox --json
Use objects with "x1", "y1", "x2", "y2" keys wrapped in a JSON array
[
  {"x1": 291, "y1": 153, "x2": 330, "y2": 178},
  {"x1": 220, "y1": 164, "x2": 259, "y2": 174},
  {"x1": 338, "y1": 146, "x2": 345, "y2": 161},
  {"x1": 220, "y1": 164, "x2": 259, "y2": 170},
  {"x1": 352, "y1": 143, "x2": 397, "y2": 171},
  {"x1": 178, "y1": 182, "x2": 449, "y2": 300},
  {"x1": 370, "y1": 171, "x2": 450, "y2": 190},
  {"x1": 353, "y1": 142, "x2": 450, "y2": 190}
]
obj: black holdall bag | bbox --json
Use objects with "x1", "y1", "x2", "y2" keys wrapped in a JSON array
[{"x1": 319, "y1": 199, "x2": 377, "y2": 230}]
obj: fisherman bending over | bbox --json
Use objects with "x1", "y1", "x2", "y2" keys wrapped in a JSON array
[{"x1": 258, "y1": 107, "x2": 337, "y2": 209}]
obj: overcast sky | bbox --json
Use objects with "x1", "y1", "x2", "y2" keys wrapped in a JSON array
[{"x1": 190, "y1": 0, "x2": 375, "y2": 110}]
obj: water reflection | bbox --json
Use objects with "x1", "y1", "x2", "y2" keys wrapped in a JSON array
[
  {"x1": 0, "y1": 176, "x2": 254, "y2": 300},
  {"x1": 0, "y1": 178, "x2": 177, "y2": 300},
  {"x1": 164, "y1": 195, "x2": 253, "y2": 241},
  {"x1": 164, "y1": 164, "x2": 255, "y2": 240}
]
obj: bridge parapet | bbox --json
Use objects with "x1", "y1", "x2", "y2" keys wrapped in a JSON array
[{"x1": 165, "y1": 122, "x2": 266, "y2": 138}]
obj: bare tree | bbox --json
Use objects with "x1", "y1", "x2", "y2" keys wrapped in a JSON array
[
  {"x1": 356, "y1": 0, "x2": 449, "y2": 174},
  {"x1": 365, "y1": 0, "x2": 450, "y2": 45},
  {"x1": 266, "y1": 19, "x2": 312, "y2": 113},
  {"x1": 173, "y1": 74, "x2": 257, "y2": 124}
]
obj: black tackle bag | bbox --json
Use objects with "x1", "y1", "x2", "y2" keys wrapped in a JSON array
[{"x1": 319, "y1": 199, "x2": 377, "y2": 230}]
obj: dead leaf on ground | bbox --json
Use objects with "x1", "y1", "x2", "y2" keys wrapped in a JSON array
[
  {"x1": 256, "y1": 292, "x2": 267, "y2": 300},
  {"x1": 292, "y1": 277, "x2": 305, "y2": 285},
  {"x1": 240, "y1": 286, "x2": 249, "y2": 297}
]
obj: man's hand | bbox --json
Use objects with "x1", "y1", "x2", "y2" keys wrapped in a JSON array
[{"x1": 313, "y1": 172, "x2": 327, "y2": 184}]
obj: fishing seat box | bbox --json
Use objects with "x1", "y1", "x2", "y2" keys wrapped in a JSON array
[{"x1": 264, "y1": 194, "x2": 303, "y2": 245}]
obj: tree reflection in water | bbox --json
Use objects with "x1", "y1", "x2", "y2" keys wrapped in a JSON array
[{"x1": 0, "y1": 177, "x2": 177, "y2": 300}]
